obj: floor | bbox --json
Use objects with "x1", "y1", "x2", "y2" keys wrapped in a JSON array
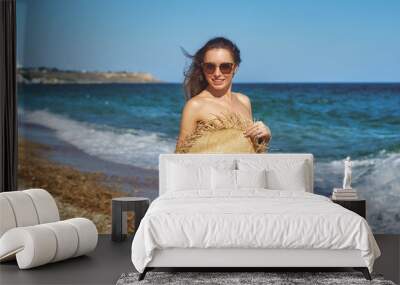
[{"x1": 0, "y1": 234, "x2": 399, "y2": 285}]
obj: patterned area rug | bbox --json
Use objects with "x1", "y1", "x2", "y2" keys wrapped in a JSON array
[{"x1": 116, "y1": 271, "x2": 395, "y2": 285}]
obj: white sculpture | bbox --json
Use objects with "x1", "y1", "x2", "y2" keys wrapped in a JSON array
[{"x1": 342, "y1": 156, "x2": 352, "y2": 189}]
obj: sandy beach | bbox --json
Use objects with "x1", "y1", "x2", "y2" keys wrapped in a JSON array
[{"x1": 17, "y1": 137, "x2": 158, "y2": 234}]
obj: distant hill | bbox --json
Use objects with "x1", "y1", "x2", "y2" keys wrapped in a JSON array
[{"x1": 17, "y1": 67, "x2": 162, "y2": 84}]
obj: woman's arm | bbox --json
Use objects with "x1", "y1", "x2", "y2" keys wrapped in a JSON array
[
  {"x1": 237, "y1": 93, "x2": 253, "y2": 119},
  {"x1": 175, "y1": 99, "x2": 201, "y2": 152},
  {"x1": 239, "y1": 93, "x2": 271, "y2": 144}
]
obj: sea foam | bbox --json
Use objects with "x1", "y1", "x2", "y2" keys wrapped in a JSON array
[
  {"x1": 23, "y1": 109, "x2": 175, "y2": 169},
  {"x1": 316, "y1": 152, "x2": 400, "y2": 233}
]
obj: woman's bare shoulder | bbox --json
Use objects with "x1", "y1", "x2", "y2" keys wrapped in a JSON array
[
  {"x1": 234, "y1": 92, "x2": 252, "y2": 112},
  {"x1": 180, "y1": 94, "x2": 210, "y2": 123},
  {"x1": 185, "y1": 96, "x2": 203, "y2": 109},
  {"x1": 185, "y1": 92, "x2": 211, "y2": 110},
  {"x1": 192, "y1": 90, "x2": 213, "y2": 101}
]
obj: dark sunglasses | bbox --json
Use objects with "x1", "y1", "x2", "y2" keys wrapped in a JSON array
[{"x1": 201, "y1": 62, "x2": 235, "y2": 75}]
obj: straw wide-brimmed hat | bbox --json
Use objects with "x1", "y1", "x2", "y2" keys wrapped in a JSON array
[{"x1": 175, "y1": 111, "x2": 268, "y2": 154}]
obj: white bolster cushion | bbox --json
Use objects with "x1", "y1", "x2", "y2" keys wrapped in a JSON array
[
  {"x1": 0, "y1": 218, "x2": 98, "y2": 269},
  {"x1": 0, "y1": 189, "x2": 60, "y2": 238},
  {"x1": 41, "y1": 221, "x2": 79, "y2": 262},
  {"x1": 0, "y1": 225, "x2": 57, "y2": 269},
  {"x1": 64, "y1": 218, "x2": 98, "y2": 257},
  {"x1": 23, "y1": 188, "x2": 60, "y2": 223},
  {"x1": 0, "y1": 191, "x2": 39, "y2": 227},
  {"x1": 0, "y1": 196, "x2": 17, "y2": 237}
]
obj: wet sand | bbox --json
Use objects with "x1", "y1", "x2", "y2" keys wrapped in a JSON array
[{"x1": 17, "y1": 137, "x2": 158, "y2": 234}]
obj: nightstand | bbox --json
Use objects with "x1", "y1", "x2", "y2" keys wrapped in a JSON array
[
  {"x1": 331, "y1": 198, "x2": 366, "y2": 218},
  {"x1": 111, "y1": 197, "x2": 150, "y2": 242}
]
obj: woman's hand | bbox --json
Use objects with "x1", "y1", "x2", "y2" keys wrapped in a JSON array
[{"x1": 243, "y1": 121, "x2": 271, "y2": 144}]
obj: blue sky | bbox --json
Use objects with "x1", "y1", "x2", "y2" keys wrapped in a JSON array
[{"x1": 17, "y1": 0, "x2": 400, "y2": 82}]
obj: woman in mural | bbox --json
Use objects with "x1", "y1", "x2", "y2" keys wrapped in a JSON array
[{"x1": 175, "y1": 37, "x2": 271, "y2": 153}]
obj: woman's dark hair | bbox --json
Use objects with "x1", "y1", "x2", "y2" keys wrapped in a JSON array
[{"x1": 181, "y1": 37, "x2": 241, "y2": 101}]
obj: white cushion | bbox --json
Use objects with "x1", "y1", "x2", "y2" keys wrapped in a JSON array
[
  {"x1": 211, "y1": 168, "x2": 236, "y2": 190},
  {"x1": 0, "y1": 196, "x2": 17, "y2": 237},
  {"x1": 159, "y1": 154, "x2": 236, "y2": 194},
  {"x1": 211, "y1": 168, "x2": 268, "y2": 191},
  {"x1": 238, "y1": 159, "x2": 307, "y2": 191},
  {"x1": 0, "y1": 191, "x2": 39, "y2": 227},
  {"x1": 42, "y1": 221, "x2": 79, "y2": 262},
  {"x1": 64, "y1": 218, "x2": 98, "y2": 257},
  {"x1": 236, "y1": 169, "x2": 267, "y2": 189},
  {"x1": 0, "y1": 189, "x2": 60, "y2": 237},
  {"x1": 167, "y1": 162, "x2": 211, "y2": 191},
  {"x1": 24, "y1": 189, "x2": 60, "y2": 223},
  {"x1": 166, "y1": 160, "x2": 236, "y2": 192},
  {"x1": 266, "y1": 167, "x2": 307, "y2": 191}
]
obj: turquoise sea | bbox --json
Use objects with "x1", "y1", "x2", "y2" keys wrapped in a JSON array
[{"x1": 17, "y1": 83, "x2": 400, "y2": 233}]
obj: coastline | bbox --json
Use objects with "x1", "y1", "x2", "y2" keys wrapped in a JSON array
[
  {"x1": 17, "y1": 67, "x2": 162, "y2": 84},
  {"x1": 17, "y1": 137, "x2": 158, "y2": 234}
]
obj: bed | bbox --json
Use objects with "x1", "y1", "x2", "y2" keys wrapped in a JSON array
[{"x1": 131, "y1": 153, "x2": 381, "y2": 281}]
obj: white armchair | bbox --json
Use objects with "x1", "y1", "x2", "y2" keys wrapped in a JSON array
[{"x1": 0, "y1": 188, "x2": 98, "y2": 269}]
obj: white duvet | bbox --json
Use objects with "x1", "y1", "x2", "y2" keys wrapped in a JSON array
[{"x1": 131, "y1": 189, "x2": 381, "y2": 273}]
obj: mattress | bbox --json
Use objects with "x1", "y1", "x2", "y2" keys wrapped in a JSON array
[{"x1": 131, "y1": 189, "x2": 381, "y2": 273}]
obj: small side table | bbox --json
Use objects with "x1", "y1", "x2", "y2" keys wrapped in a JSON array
[
  {"x1": 112, "y1": 197, "x2": 150, "y2": 242},
  {"x1": 331, "y1": 198, "x2": 366, "y2": 218}
]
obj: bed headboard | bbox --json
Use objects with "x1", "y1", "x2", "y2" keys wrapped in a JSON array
[{"x1": 159, "y1": 153, "x2": 314, "y2": 195}]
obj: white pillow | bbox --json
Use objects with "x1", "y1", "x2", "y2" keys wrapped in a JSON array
[
  {"x1": 211, "y1": 168, "x2": 236, "y2": 190},
  {"x1": 211, "y1": 168, "x2": 268, "y2": 190},
  {"x1": 237, "y1": 159, "x2": 308, "y2": 191},
  {"x1": 167, "y1": 162, "x2": 211, "y2": 191},
  {"x1": 266, "y1": 166, "x2": 307, "y2": 191},
  {"x1": 236, "y1": 169, "x2": 267, "y2": 189},
  {"x1": 166, "y1": 160, "x2": 236, "y2": 192}
]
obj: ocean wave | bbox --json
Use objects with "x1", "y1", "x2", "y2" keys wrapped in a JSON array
[
  {"x1": 315, "y1": 152, "x2": 400, "y2": 233},
  {"x1": 22, "y1": 109, "x2": 175, "y2": 169}
]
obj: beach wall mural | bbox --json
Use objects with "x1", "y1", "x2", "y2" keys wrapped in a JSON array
[{"x1": 16, "y1": 0, "x2": 400, "y2": 234}]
